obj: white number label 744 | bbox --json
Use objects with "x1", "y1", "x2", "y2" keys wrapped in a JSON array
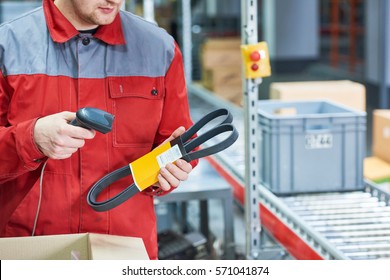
[{"x1": 305, "y1": 133, "x2": 333, "y2": 149}]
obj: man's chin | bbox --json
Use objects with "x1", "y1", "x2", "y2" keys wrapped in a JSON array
[{"x1": 95, "y1": 15, "x2": 117, "y2": 26}]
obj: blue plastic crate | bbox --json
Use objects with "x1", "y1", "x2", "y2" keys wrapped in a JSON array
[{"x1": 258, "y1": 100, "x2": 366, "y2": 194}]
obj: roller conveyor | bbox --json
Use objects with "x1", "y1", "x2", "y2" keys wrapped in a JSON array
[
  {"x1": 306, "y1": 217, "x2": 390, "y2": 227},
  {"x1": 280, "y1": 187, "x2": 390, "y2": 259},
  {"x1": 322, "y1": 229, "x2": 390, "y2": 238},
  {"x1": 330, "y1": 235, "x2": 390, "y2": 244},
  {"x1": 188, "y1": 83, "x2": 390, "y2": 260},
  {"x1": 294, "y1": 207, "x2": 390, "y2": 216},
  {"x1": 301, "y1": 212, "x2": 390, "y2": 221}
]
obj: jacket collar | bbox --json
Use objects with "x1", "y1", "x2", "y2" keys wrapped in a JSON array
[{"x1": 43, "y1": 0, "x2": 126, "y2": 45}]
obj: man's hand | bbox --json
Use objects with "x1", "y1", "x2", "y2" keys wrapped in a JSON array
[
  {"x1": 33, "y1": 111, "x2": 96, "y2": 159},
  {"x1": 156, "y1": 126, "x2": 193, "y2": 191}
]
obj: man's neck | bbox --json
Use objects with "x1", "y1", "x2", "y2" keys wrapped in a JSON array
[{"x1": 78, "y1": 27, "x2": 99, "y2": 34}]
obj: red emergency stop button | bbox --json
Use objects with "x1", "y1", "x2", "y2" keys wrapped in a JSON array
[
  {"x1": 241, "y1": 42, "x2": 271, "y2": 78},
  {"x1": 250, "y1": 51, "x2": 261, "y2": 61}
]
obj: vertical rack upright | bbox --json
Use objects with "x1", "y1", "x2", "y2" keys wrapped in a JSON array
[{"x1": 241, "y1": 0, "x2": 262, "y2": 259}]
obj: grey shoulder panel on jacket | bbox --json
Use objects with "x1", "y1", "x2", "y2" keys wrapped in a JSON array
[
  {"x1": 0, "y1": 6, "x2": 46, "y2": 44},
  {"x1": 0, "y1": 7, "x2": 48, "y2": 77},
  {"x1": 118, "y1": 11, "x2": 176, "y2": 75},
  {"x1": 0, "y1": 9, "x2": 177, "y2": 78}
]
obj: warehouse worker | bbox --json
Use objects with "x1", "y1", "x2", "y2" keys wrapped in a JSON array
[{"x1": 0, "y1": 0, "x2": 197, "y2": 260}]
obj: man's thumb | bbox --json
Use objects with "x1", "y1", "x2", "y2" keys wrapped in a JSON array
[
  {"x1": 61, "y1": 111, "x2": 77, "y2": 122},
  {"x1": 163, "y1": 126, "x2": 186, "y2": 144}
]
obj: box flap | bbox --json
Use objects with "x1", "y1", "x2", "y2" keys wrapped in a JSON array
[
  {"x1": 203, "y1": 37, "x2": 241, "y2": 49},
  {"x1": 0, "y1": 233, "x2": 90, "y2": 260},
  {"x1": 88, "y1": 233, "x2": 149, "y2": 260},
  {"x1": 374, "y1": 109, "x2": 390, "y2": 119}
]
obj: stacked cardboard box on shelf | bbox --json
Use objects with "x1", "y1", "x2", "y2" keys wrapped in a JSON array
[
  {"x1": 365, "y1": 110, "x2": 390, "y2": 191},
  {"x1": 200, "y1": 37, "x2": 242, "y2": 105},
  {"x1": 270, "y1": 80, "x2": 366, "y2": 112}
]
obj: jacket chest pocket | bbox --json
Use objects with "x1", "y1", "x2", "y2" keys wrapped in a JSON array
[{"x1": 109, "y1": 76, "x2": 165, "y2": 148}]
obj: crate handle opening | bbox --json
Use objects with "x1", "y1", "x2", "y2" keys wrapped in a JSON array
[{"x1": 305, "y1": 125, "x2": 332, "y2": 133}]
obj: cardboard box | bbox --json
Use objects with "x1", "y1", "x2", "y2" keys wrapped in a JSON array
[
  {"x1": 202, "y1": 67, "x2": 242, "y2": 106},
  {"x1": 364, "y1": 156, "x2": 390, "y2": 183},
  {"x1": 202, "y1": 67, "x2": 241, "y2": 90},
  {"x1": 270, "y1": 80, "x2": 366, "y2": 112},
  {"x1": 202, "y1": 66, "x2": 242, "y2": 105},
  {"x1": 202, "y1": 37, "x2": 241, "y2": 50},
  {"x1": 372, "y1": 110, "x2": 390, "y2": 163},
  {"x1": 201, "y1": 37, "x2": 241, "y2": 70},
  {"x1": 213, "y1": 85, "x2": 242, "y2": 106},
  {"x1": 0, "y1": 233, "x2": 149, "y2": 260},
  {"x1": 200, "y1": 37, "x2": 243, "y2": 106}
]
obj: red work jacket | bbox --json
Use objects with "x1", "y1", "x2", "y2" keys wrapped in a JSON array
[{"x1": 0, "y1": 0, "x2": 196, "y2": 259}]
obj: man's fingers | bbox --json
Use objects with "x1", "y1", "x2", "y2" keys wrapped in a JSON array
[
  {"x1": 159, "y1": 166, "x2": 181, "y2": 190},
  {"x1": 155, "y1": 127, "x2": 193, "y2": 191},
  {"x1": 50, "y1": 136, "x2": 86, "y2": 150},
  {"x1": 157, "y1": 174, "x2": 171, "y2": 191},
  {"x1": 175, "y1": 159, "x2": 192, "y2": 174},
  {"x1": 158, "y1": 160, "x2": 193, "y2": 191},
  {"x1": 61, "y1": 111, "x2": 96, "y2": 139},
  {"x1": 67, "y1": 125, "x2": 96, "y2": 139},
  {"x1": 33, "y1": 111, "x2": 96, "y2": 159},
  {"x1": 165, "y1": 161, "x2": 191, "y2": 181}
]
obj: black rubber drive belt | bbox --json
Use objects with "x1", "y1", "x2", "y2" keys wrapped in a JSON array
[{"x1": 87, "y1": 108, "x2": 239, "y2": 212}]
